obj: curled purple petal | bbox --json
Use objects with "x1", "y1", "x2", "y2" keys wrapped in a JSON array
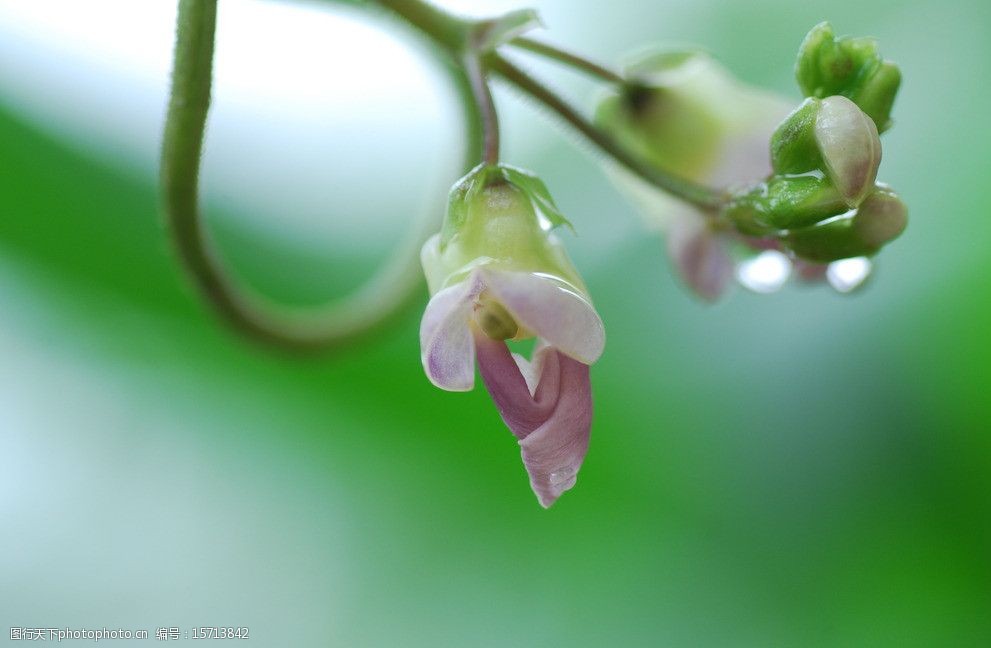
[
  {"x1": 419, "y1": 276, "x2": 484, "y2": 391},
  {"x1": 481, "y1": 269, "x2": 605, "y2": 365},
  {"x1": 668, "y1": 217, "x2": 734, "y2": 301},
  {"x1": 475, "y1": 331, "x2": 592, "y2": 508}
]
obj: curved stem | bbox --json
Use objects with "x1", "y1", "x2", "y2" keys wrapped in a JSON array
[
  {"x1": 508, "y1": 37, "x2": 624, "y2": 85},
  {"x1": 371, "y1": 0, "x2": 468, "y2": 55},
  {"x1": 371, "y1": 0, "x2": 727, "y2": 210},
  {"x1": 489, "y1": 54, "x2": 727, "y2": 211},
  {"x1": 161, "y1": 0, "x2": 483, "y2": 352},
  {"x1": 463, "y1": 52, "x2": 499, "y2": 165}
]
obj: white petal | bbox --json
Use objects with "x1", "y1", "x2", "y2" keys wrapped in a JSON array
[
  {"x1": 419, "y1": 275, "x2": 484, "y2": 391},
  {"x1": 480, "y1": 269, "x2": 605, "y2": 365}
]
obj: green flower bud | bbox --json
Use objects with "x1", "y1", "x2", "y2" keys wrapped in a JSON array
[
  {"x1": 795, "y1": 22, "x2": 901, "y2": 132},
  {"x1": 783, "y1": 185, "x2": 907, "y2": 262},
  {"x1": 848, "y1": 61, "x2": 901, "y2": 133},
  {"x1": 852, "y1": 185, "x2": 908, "y2": 248},
  {"x1": 726, "y1": 174, "x2": 847, "y2": 232},
  {"x1": 797, "y1": 23, "x2": 879, "y2": 97},
  {"x1": 771, "y1": 96, "x2": 881, "y2": 207},
  {"x1": 423, "y1": 164, "x2": 585, "y2": 295}
]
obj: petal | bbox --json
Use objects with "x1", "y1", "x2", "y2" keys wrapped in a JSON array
[
  {"x1": 667, "y1": 216, "x2": 734, "y2": 301},
  {"x1": 474, "y1": 332, "x2": 557, "y2": 436},
  {"x1": 475, "y1": 332, "x2": 592, "y2": 508},
  {"x1": 814, "y1": 95, "x2": 881, "y2": 207},
  {"x1": 480, "y1": 269, "x2": 605, "y2": 365},
  {"x1": 419, "y1": 275, "x2": 484, "y2": 391}
]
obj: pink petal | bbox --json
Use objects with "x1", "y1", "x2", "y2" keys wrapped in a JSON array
[
  {"x1": 480, "y1": 269, "x2": 605, "y2": 365},
  {"x1": 814, "y1": 96, "x2": 881, "y2": 207},
  {"x1": 419, "y1": 276, "x2": 484, "y2": 391},
  {"x1": 475, "y1": 332, "x2": 592, "y2": 508},
  {"x1": 667, "y1": 217, "x2": 734, "y2": 301}
]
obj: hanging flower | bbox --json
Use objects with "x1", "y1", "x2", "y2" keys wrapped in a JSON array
[{"x1": 420, "y1": 164, "x2": 605, "y2": 507}]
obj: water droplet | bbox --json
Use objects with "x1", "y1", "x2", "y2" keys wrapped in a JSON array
[
  {"x1": 736, "y1": 250, "x2": 792, "y2": 293},
  {"x1": 826, "y1": 257, "x2": 872, "y2": 293},
  {"x1": 548, "y1": 470, "x2": 574, "y2": 488}
]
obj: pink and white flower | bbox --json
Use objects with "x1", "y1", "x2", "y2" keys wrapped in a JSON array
[{"x1": 420, "y1": 166, "x2": 605, "y2": 507}]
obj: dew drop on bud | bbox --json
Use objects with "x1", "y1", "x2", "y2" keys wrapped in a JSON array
[
  {"x1": 826, "y1": 256, "x2": 872, "y2": 293},
  {"x1": 736, "y1": 250, "x2": 793, "y2": 293}
]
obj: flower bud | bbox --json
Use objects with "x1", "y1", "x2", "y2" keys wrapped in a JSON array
[
  {"x1": 797, "y1": 23, "x2": 880, "y2": 98},
  {"x1": 814, "y1": 96, "x2": 882, "y2": 207},
  {"x1": 725, "y1": 174, "x2": 848, "y2": 232},
  {"x1": 795, "y1": 22, "x2": 901, "y2": 132},
  {"x1": 852, "y1": 185, "x2": 908, "y2": 248},
  {"x1": 596, "y1": 50, "x2": 786, "y2": 184},
  {"x1": 782, "y1": 186, "x2": 907, "y2": 262},
  {"x1": 422, "y1": 164, "x2": 585, "y2": 296},
  {"x1": 596, "y1": 51, "x2": 722, "y2": 180},
  {"x1": 771, "y1": 96, "x2": 881, "y2": 208},
  {"x1": 848, "y1": 61, "x2": 901, "y2": 133}
]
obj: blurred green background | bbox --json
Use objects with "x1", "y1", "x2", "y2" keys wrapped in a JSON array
[{"x1": 1, "y1": 0, "x2": 989, "y2": 646}]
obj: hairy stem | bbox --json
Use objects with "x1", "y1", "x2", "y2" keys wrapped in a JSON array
[
  {"x1": 464, "y1": 52, "x2": 500, "y2": 165},
  {"x1": 489, "y1": 55, "x2": 726, "y2": 210},
  {"x1": 373, "y1": 0, "x2": 727, "y2": 210},
  {"x1": 509, "y1": 37, "x2": 625, "y2": 85}
]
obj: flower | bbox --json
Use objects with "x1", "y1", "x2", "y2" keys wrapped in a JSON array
[
  {"x1": 420, "y1": 164, "x2": 605, "y2": 507},
  {"x1": 595, "y1": 49, "x2": 795, "y2": 299}
]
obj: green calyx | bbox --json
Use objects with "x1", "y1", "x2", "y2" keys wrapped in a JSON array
[
  {"x1": 796, "y1": 22, "x2": 901, "y2": 132},
  {"x1": 771, "y1": 98, "x2": 822, "y2": 175},
  {"x1": 725, "y1": 174, "x2": 848, "y2": 233},
  {"x1": 424, "y1": 164, "x2": 585, "y2": 294},
  {"x1": 440, "y1": 163, "x2": 572, "y2": 247}
]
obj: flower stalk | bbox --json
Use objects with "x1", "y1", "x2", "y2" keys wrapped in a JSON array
[{"x1": 161, "y1": 0, "x2": 484, "y2": 352}]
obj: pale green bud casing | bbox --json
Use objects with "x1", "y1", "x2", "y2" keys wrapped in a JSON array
[
  {"x1": 422, "y1": 164, "x2": 587, "y2": 298},
  {"x1": 596, "y1": 50, "x2": 786, "y2": 184},
  {"x1": 814, "y1": 96, "x2": 881, "y2": 207},
  {"x1": 596, "y1": 49, "x2": 791, "y2": 239}
]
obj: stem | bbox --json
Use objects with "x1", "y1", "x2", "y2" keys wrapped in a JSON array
[
  {"x1": 161, "y1": 0, "x2": 483, "y2": 352},
  {"x1": 372, "y1": 0, "x2": 727, "y2": 210},
  {"x1": 489, "y1": 54, "x2": 727, "y2": 211},
  {"x1": 372, "y1": 0, "x2": 469, "y2": 54},
  {"x1": 464, "y1": 52, "x2": 499, "y2": 165},
  {"x1": 509, "y1": 37, "x2": 624, "y2": 85}
]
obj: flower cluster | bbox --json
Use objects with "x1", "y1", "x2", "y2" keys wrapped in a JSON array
[
  {"x1": 595, "y1": 23, "x2": 906, "y2": 299},
  {"x1": 414, "y1": 23, "x2": 906, "y2": 508},
  {"x1": 163, "y1": 3, "x2": 910, "y2": 508}
]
